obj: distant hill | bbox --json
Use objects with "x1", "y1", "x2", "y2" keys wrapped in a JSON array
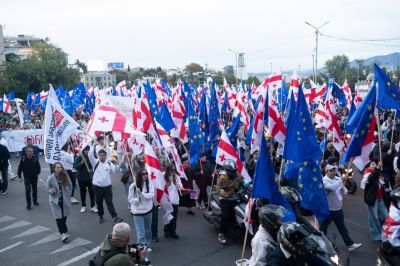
[{"x1": 349, "y1": 52, "x2": 400, "y2": 68}]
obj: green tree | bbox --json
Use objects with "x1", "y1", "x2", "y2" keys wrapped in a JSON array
[
  {"x1": 246, "y1": 76, "x2": 261, "y2": 86},
  {"x1": 324, "y1": 55, "x2": 350, "y2": 84},
  {"x1": 75, "y1": 59, "x2": 88, "y2": 74},
  {"x1": 0, "y1": 42, "x2": 81, "y2": 96},
  {"x1": 184, "y1": 63, "x2": 204, "y2": 75}
]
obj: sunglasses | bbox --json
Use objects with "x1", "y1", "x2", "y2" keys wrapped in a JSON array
[
  {"x1": 328, "y1": 169, "x2": 337, "y2": 172},
  {"x1": 142, "y1": 172, "x2": 148, "y2": 175}
]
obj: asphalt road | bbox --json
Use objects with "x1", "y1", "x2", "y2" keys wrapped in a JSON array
[{"x1": 0, "y1": 156, "x2": 378, "y2": 265}]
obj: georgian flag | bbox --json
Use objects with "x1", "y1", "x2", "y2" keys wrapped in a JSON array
[
  {"x1": 144, "y1": 141, "x2": 174, "y2": 224},
  {"x1": 170, "y1": 99, "x2": 188, "y2": 143},
  {"x1": 325, "y1": 91, "x2": 345, "y2": 153},
  {"x1": 288, "y1": 74, "x2": 299, "y2": 102},
  {"x1": 233, "y1": 91, "x2": 250, "y2": 132},
  {"x1": 267, "y1": 73, "x2": 282, "y2": 90},
  {"x1": 382, "y1": 205, "x2": 400, "y2": 247},
  {"x1": 267, "y1": 84, "x2": 286, "y2": 145},
  {"x1": 127, "y1": 135, "x2": 146, "y2": 156},
  {"x1": 250, "y1": 88, "x2": 267, "y2": 154},
  {"x1": 244, "y1": 198, "x2": 254, "y2": 235},
  {"x1": 354, "y1": 84, "x2": 363, "y2": 108},
  {"x1": 3, "y1": 94, "x2": 11, "y2": 114},
  {"x1": 170, "y1": 146, "x2": 187, "y2": 180},
  {"x1": 155, "y1": 121, "x2": 174, "y2": 150},
  {"x1": 304, "y1": 80, "x2": 326, "y2": 106},
  {"x1": 314, "y1": 103, "x2": 329, "y2": 128},
  {"x1": 115, "y1": 80, "x2": 126, "y2": 96},
  {"x1": 215, "y1": 129, "x2": 251, "y2": 183},
  {"x1": 342, "y1": 79, "x2": 353, "y2": 110}
]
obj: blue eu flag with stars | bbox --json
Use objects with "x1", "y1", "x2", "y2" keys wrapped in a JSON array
[
  {"x1": 188, "y1": 97, "x2": 204, "y2": 166},
  {"x1": 375, "y1": 63, "x2": 400, "y2": 110}
]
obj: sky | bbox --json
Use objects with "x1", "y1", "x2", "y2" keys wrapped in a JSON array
[{"x1": 1, "y1": 0, "x2": 400, "y2": 73}]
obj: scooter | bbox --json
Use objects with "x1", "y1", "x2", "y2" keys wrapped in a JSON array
[
  {"x1": 280, "y1": 186, "x2": 344, "y2": 266},
  {"x1": 203, "y1": 187, "x2": 251, "y2": 233}
]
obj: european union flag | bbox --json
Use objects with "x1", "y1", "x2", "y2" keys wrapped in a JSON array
[
  {"x1": 56, "y1": 86, "x2": 65, "y2": 106},
  {"x1": 283, "y1": 85, "x2": 321, "y2": 162},
  {"x1": 375, "y1": 63, "x2": 400, "y2": 110},
  {"x1": 345, "y1": 100, "x2": 356, "y2": 133},
  {"x1": 253, "y1": 135, "x2": 295, "y2": 222},
  {"x1": 63, "y1": 92, "x2": 73, "y2": 115},
  {"x1": 221, "y1": 92, "x2": 228, "y2": 113},
  {"x1": 341, "y1": 82, "x2": 377, "y2": 164},
  {"x1": 277, "y1": 81, "x2": 288, "y2": 113},
  {"x1": 188, "y1": 97, "x2": 204, "y2": 166},
  {"x1": 34, "y1": 93, "x2": 40, "y2": 105},
  {"x1": 144, "y1": 81, "x2": 160, "y2": 120},
  {"x1": 26, "y1": 92, "x2": 34, "y2": 110},
  {"x1": 161, "y1": 79, "x2": 172, "y2": 97},
  {"x1": 284, "y1": 90, "x2": 296, "y2": 126},
  {"x1": 296, "y1": 159, "x2": 330, "y2": 222},
  {"x1": 328, "y1": 79, "x2": 346, "y2": 107},
  {"x1": 73, "y1": 83, "x2": 86, "y2": 99},
  {"x1": 227, "y1": 112, "x2": 241, "y2": 150},
  {"x1": 71, "y1": 92, "x2": 83, "y2": 110},
  {"x1": 7, "y1": 91, "x2": 15, "y2": 101},
  {"x1": 158, "y1": 101, "x2": 175, "y2": 131},
  {"x1": 208, "y1": 82, "x2": 221, "y2": 143}
]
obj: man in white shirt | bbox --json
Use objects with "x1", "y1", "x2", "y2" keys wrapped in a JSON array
[
  {"x1": 320, "y1": 164, "x2": 362, "y2": 252},
  {"x1": 95, "y1": 135, "x2": 112, "y2": 162},
  {"x1": 88, "y1": 144, "x2": 123, "y2": 224}
]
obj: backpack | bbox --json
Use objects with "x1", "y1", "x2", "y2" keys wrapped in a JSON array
[
  {"x1": 88, "y1": 248, "x2": 125, "y2": 266},
  {"x1": 91, "y1": 161, "x2": 111, "y2": 178}
]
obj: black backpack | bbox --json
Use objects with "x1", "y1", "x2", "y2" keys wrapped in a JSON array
[{"x1": 88, "y1": 248, "x2": 125, "y2": 266}]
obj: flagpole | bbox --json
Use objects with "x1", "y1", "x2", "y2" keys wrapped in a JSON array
[
  {"x1": 390, "y1": 110, "x2": 397, "y2": 149},
  {"x1": 277, "y1": 158, "x2": 285, "y2": 190},
  {"x1": 376, "y1": 111, "x2": 383, "y2": 163},
  {"x1": 239, "y1": 226, "x2": 249, "y2": 266},
  {"x1": 207, "y1": 163, "x2": 218, "y2": 211}
]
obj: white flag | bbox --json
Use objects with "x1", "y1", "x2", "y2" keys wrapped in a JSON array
[
  {"x1": 44, "y1": 86, "x2": 80, "y2": 164},
  {"x1": 15, "y1": 99, "x2": 24, "y2": 127}
]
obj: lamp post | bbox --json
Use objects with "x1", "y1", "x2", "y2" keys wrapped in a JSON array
[
  {"x1": 228, "y1": 48, "x2": 238, "y2": 85},
  {"x1": 305, "y1": 21, "x2": 329, "y2": 82}
]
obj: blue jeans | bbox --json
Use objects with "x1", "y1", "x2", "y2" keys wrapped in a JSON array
[
  {"x1": 367, "y1": 199, "x2": 388, "y2": 241},
  {"x1": 320, "y1": 209, "x2": 354, "y2": 247},
  {"x1": 133, "y1": 212, "x2": 152, "y2": 248}
]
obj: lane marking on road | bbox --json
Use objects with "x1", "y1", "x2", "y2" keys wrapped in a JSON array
[
  {"x1": 0, "y1": 216, "x2": 16, "y2": 223},
  {"x1": 30, "y1": 233, "x2": 60, "y2": 246},
  {"x1": 57, "y1": 246, "x2": 100, "y2": 266},
  {"x1": 344, "y1": 218, "x2": 368, "y2": 230},
  {"x1": 51, "y1": 238, "x2": 92, "y2": 254},
  {"x1": 0, "y1": 241, "x2": 23, "y2": 253},
  {"x1": 10, "y1": 225, "x2": 50, "y2": 239},
  {"x1": 0, "y1": 220, "x2": 31, "y2": 232}
]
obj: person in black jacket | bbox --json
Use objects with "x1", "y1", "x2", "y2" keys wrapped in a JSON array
[
  {"x1": 363, "y1": 160, "x2": 390, "y2": 241},
  {"x1": 0, "y1": 143, "x2": 11, "y2": 194},
  {"x1": 74, "y1": 146, "x2": 97, "y2": 213},
  {"x1": 193, "y1": 153, "x2": 213, "y2": 210},
  {"x1": 17, "y1": 146, "x2": 41, "y2": 209},
  {"x1": 381, "y1": 141, "x2": 395, "y2": 187}
]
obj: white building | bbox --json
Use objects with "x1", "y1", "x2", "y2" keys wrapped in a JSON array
[{"x1": 82, "y1": 72, "x2": 116, "y2": 88}]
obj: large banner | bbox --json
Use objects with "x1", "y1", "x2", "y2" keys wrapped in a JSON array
[{"x1": 1, "y1": 129, "x2": 85, "y2": 152}]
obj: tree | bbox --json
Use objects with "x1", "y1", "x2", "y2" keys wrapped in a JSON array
[
  {"x1": 0, "y1": 42, "x2": 81, "y2": 96},
  {"x1": 246, "y1": 76, "x2": 261, "y2": 86},
  {"x1": 184, "y1": 63, "x2": 204, "y2": 75},
  {"x1": 324, "y1": 55, "x2": 350, "y2": 84},
  {"x1": 75, "y1": 59, "x2": 88, "y2": 74}
]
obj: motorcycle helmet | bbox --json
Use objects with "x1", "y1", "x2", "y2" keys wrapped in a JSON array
[
  {"x1": 278, "y1": 222, "x2": 310, "y2": 256},
  {"x1": 223, "y1": 159, "x2": 237, "y2": 179},
  {"x1": 258, "y1": 204, "x2": 288, "y2": 230},
  {"x1": 390, "y1": 187, "x2": 400, "y2": 210},
  {"x1": 280, "y1": 186, "x2": 302, "y2": 205}
]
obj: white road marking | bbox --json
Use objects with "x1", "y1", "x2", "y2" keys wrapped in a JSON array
[
  {"x1": 51, "y1": 238, "x2": 92, "y2": 254},
  {"x1": 57, "y1": 246, "x2": 100, "y2": 266},
  {"x1": 0, "y1": 241, "x2": 23, "y2": 253},
  {"x1": 0, "y1": 220, "x2": 31, "y2": 232},
  {"x1": 0, "y1": 216, "x2": 16, "y2": 223},
  {"x1": 30, "y1": 233, "x2": 60, "y2": 246},
  {"x1": 10, "y1": 225, "x2": 50, "y2": 239}
]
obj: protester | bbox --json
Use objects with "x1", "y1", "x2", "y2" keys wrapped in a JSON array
[
  {"x1": 363, "y1": 160, "x2": 389, "y2": 241},
  {"x1": 164, "y1": 163, "x2": 183, "y2": 239},
  {"x1": 88, "y1": 144, "x2": 123, "y2": 224},
  {"x1": 46, "y1": 162, "x2": 72, "y2": 242},
  {"x1": 128, "y1": 169, "x2": 154, "y2": 259},
  {"x1": 246, "y1": 149, "x2": 259, "y2": 179},
  {"x1": 0, "y1": 133, "x2": 16, "y2": 180},
  {"x1": 120, "y1": 153, "x2": 141, "y2": 200},
  {"x1": 193, "y1": 153, "x2": 212, "y2": 210},
  {"x1": 21, "y1": 137, "x2": 40, "y2": 157},
  {"x1": 0, "y1": 141, "x2": 11, "y2": 194},
  {"x1": 180, "y1": 156, "x2": 196, "y2": 215},
  {"x1": 17, "y1": 146, "x2": 41, "y2": 209},
  {"x1": 382, "y1": 141, "x2": 395, "y2": 187},
  {"x1": 215, "y1": 160, "x2": 244, "y2": 244},
  {"x1": 61, "y1": 143, "x2": 79, "y2": 204},
  {"x1": 320, "y1": 164, "x2": 362, "y2": 251},
  {"x1": 74, "y1": 145, "x2": 97, "y2": 213},
  {"x1": 95, "y1": 135, "x2": 112, "y2": 161}
]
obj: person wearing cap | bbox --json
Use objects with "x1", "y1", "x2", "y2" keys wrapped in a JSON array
[{"x1": 320, "y1": 164, "x2": 362, "y2": 252}]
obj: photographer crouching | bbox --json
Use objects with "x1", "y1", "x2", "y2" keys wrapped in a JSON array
[{"x1": 90, "y1": 222, "x2": 150, "y2": 266}]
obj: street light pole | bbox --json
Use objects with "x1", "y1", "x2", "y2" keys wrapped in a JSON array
[
  {"x1": 305, "y1": 21, "x2": 329, "y2": 82},
  {"x1": 228, "y1": 48, "x2": 238, "y2": 85}
]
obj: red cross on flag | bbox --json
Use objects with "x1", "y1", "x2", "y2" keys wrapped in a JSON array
[
  {"x1": 3, "y1": 94, "x2": 11, "y2": 114},
  {"x1": 215, "y1": 129, "x2": 251, "y2": 183},
  {"x1": 382, "y1": 205, "x2": 400, "y2": 247},
  {"x1": 267, "y1": 73, "x2": 282, "y2": 90},
  {"x1": 267, "y1": 84, "x2": 286, "y2": 145},
  {"x1": 127, "y1": 135, "x2": 146, "y2": 156},
  {"x1": 314, "y1": 103, "x2": 329, "y2": 128},
  {"x1": 250, "y1": 88, "x2": 267, "y2": 154},
  {"x1": 304, "y1": 80, "x2": 327, "y2": 106},
  {"x1": 144, "y1": 141, "x2": 174, "y2": 224},
  {"x1": 341, "y1": 79, "x2": 353, "y2": 110},
  {"x1": 325, "y1": 91, "x2": 345, "y2": 153},
  {"x1": 288, "y1": 74, "x2": 299, "y2": 102},
  {"x1": 170, "y1": 99, "x2": 188, "y2": 143}
]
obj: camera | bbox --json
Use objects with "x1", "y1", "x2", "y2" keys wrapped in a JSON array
[{"x1": 127, "y1": 243, "x2": 146, "y2": 261}]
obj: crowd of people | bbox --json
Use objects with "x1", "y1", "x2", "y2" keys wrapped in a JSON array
[{"x1": 2, "y1": 98, "x2": 400, "y2": 265}]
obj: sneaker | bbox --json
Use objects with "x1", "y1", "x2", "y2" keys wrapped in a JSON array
[
  {"x1": 1, "y1": 190, "x2": 7, "y2": 195},
  {"x1": 90, "y1": 206, "x2": 98, "y2": 213},
  {"x1": 61, "y1": 233, "x2": 69, "y2": 242},
  {"x1": 26, "y1": 205, "x2": 31, "y2": 210},
  {"x1": 80, "y1": 207, "x2": 86, "y2": 213},
  {"x1": 348, "y1": 243, "x2": 362, "y2": 252},
  {"x1": 71, "y1": 197, "x2": 79, "y2": 204},
  {"x1": 218, "y1": 234, "x2": 226, "y2": 245},
  {"x1": 169, "y1": 233, "x2": 179, "y2": 239},
  {"x1": 33, "y1": 202, "x2": 39, "y2": 206},
  {"x1": 98, "y1": 217, "x2": 104, "y2": 224},
  {"x1": 152, "y1": 236, "x2": 160, "y2": 242},
  {"x1": 113, "y1": 216, "x2": 123, "y2": 223}
]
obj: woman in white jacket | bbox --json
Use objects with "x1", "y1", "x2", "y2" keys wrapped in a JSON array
[
  {"x1": 128, "y1": 168, "x2": 155, "y2": 251},
  {"x1": 60, "y1": 143, "x2": 78, "y2": 204}
]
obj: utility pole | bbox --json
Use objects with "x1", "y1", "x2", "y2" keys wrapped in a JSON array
[
  {"x1": 305, "y1": 21, "x2": 329, "y2": 82},
  {"x1": 228, "y1": 49, "x2": 238, "y2": 85},
  {"x1": 312, "y1": 54, "x2": 315, "y2": 82}
]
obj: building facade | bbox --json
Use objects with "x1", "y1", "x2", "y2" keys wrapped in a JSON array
[{"x1": 82, "y1": 72, "x2": 116, "y2": 88}]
